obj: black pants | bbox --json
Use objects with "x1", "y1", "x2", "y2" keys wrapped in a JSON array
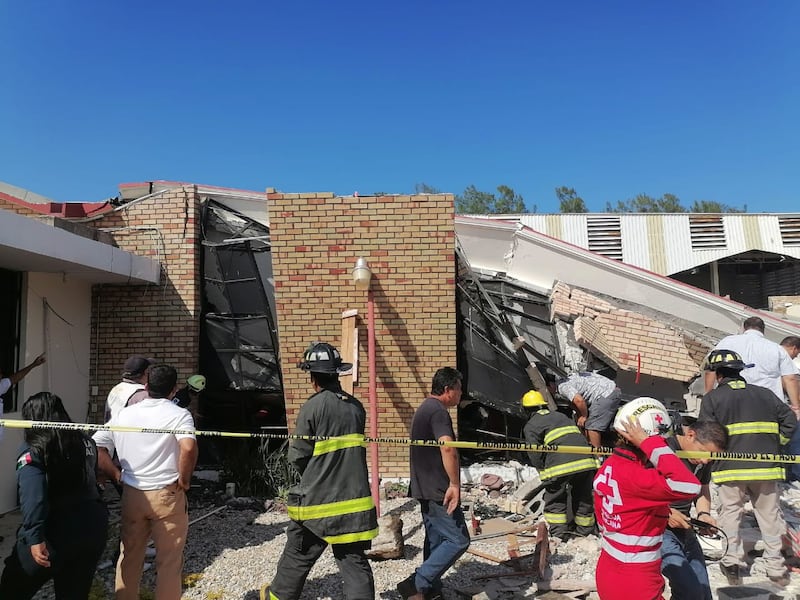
[
  {"x1": 543, "y1": 470, "x2": 596, "y2": 538},
  {"x1": 0, "y1": 505, "x2": 108, "y2": 600},
  {"x1": 270, "y1": 520, "x2": 374, "y2": 600}
]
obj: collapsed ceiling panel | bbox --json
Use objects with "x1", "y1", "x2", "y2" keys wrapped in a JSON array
[{"x1": 200, "y1": 201, "x2": 282, "y2": 393}]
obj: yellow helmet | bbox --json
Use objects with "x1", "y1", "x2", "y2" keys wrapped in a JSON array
[{"x1": 521, "y1": 390, "x2": 547, "y2": 407}]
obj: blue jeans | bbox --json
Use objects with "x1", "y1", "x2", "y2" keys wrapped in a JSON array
[
  {"x1": 661, "y1": 527, "x2": 712, "y2": 600},
  {"x1": 414, "y1": 500, "x2": 470, "y2": 594}
]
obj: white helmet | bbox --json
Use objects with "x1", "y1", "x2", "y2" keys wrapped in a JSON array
[{"x1": 613, "y1": 397, "x2": 671, "y2": 437}]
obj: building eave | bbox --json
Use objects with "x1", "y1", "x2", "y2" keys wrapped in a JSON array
[{"x1": 0, "y1": 209, "x2": 160, "y2": 284}]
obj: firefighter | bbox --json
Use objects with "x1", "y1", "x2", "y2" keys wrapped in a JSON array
[
  {"x1": 266, "y1": 342, "x2": 378, "y2": 600},
  {"x1": 593, "y1": 398, "x2": 701, "y2": 600},
  {"x1": 521, "y1": 390, "x2": 598, "y2": 539},
  {"x1": 699, "y1": 348, "x2": 796, "y2": 586}
]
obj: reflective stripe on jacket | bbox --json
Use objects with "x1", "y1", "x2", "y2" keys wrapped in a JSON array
[
  {"x1": 699, "y1": 377, "x2": 796, "y2": 484},
  {"x1": 523, "y1": 409, "x2": 598, "y2": 481},
  {"x1": 287, "y1": 386, "x2": 378, "y2": 544}
]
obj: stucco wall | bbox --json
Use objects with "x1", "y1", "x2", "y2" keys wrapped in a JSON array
[{"x1": 0, "y1": 272, "x2": 92, "y2": 512}]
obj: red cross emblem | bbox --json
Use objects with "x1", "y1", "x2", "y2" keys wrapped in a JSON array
[{"x1": 654, "y1": 413, "x2": 664, "y2": 424}]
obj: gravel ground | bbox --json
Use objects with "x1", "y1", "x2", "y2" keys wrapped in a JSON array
[{"x1": 24, "y1": 476, "x2": 800, "y2": 599}]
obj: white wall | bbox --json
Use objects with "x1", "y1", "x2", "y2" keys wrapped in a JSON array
[{"x1": 0, "y1": 273, "x2": 92, "y2": 512}]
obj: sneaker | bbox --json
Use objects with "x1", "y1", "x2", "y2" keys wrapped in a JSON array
[
  {"x1": 720, "y1": 563, "x2": 742, "y2": 586},
  {"x1": 397, "y1": 574, "x2": 419, "y2": 600}
]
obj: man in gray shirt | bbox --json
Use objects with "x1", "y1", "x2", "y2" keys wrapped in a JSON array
[{"x1": 547, "y1": 371, "x2": 621, "y2": 448}]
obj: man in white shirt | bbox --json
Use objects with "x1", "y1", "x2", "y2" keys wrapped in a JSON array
[
  {"x1": 704, "y1": 317, "x2": 800, "y2": 411},
  {"x1": 0, "y1": 353, "x2": 46, "y2": 441},
  {"x1": 104, "y1": 355, "x2": 155, "y2": 422},
  {"x1": 780, "y1": 336, "x2": 800, "y2": 481},
  {"x1": 95, "y1": 364, "x2": 197, "y2": 600}
]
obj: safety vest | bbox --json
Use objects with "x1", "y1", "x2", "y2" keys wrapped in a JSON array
[{"x1": 286, "y1": 387, "x2": 378, "y2": 545}]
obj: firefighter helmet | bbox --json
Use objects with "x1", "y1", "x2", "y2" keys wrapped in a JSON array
[
  {"x1": 298, "y1": 342, "x2": 353, "y2": 374},
  {"x1": 187, "y1": 374, "x2": 206, "y2": 392},
  {"x1": 521, "y1": 390, "x2": 547, "y2": 407},
  {"x1": 705, "y1": 349, "x2": 752, "y2": 372},
  {"x1": 613, "y1": 397, "x2": 671, "y2": 437}
]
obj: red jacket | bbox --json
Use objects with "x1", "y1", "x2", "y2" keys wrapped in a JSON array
[{"x1": 593, "y1": 436, "x2": 701, "y2": 565}]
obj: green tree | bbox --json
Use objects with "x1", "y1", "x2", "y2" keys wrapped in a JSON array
[
  {"x1": 606, "y1": 193, "x2": 687, "y2": 213},
  {"x1": 690, "y1": 200, "x2": 746, "y2": 213},
  {"x1": 556, "y1": 187, "x2": 588, "y2": 213},
  {"x1": 455, "y1": 184, "x2": 528, "y2": 214},
  {"x1": 414, "y1": 183, "x2": 442, "y2": 194}
]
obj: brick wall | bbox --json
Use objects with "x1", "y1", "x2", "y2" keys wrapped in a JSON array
[
  {"x1": 0, "y1": 197, "x2": 43, "y2": 217},
  {"x1": 85, "y1": 186, "x2": 201, "y2": 421},
  {"x1": 268, "y1": 192, "x2": 457, "y2": 478}
]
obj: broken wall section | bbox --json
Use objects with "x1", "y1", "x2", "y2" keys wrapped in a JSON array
[{"x1": 550, "y1": 281, "x2": 721, "y2": 410}]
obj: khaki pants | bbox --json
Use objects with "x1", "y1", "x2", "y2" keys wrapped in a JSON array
[
  {"x1": 116, "y1": 482, "x2": 188, "y2": 600},
  {"x1": 717, "y1": 481, "x2": 785, "y2": 576}
]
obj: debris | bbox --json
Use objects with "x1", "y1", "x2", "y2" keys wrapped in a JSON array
[
  {"x1": 365, "y1": 514, "x2": 404, "y2": 560},
  {"x1": 534, "y1": 521, "x2": 549, "y2": 577},
  {"x1": 481, "y1": 473, "x2": 505, "y2": 491},
  {"x1": 225, "y1": 496, "x2": 264, "y2": 511}
]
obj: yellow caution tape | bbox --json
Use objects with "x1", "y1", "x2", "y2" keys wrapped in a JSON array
[{"x1": 1, "y1": 418, "x2": 798, "y2": 464}]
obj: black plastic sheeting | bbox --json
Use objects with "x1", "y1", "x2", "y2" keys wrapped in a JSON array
[{"x1": 199, "y1": 201, "x2": 282, "y2": 394}]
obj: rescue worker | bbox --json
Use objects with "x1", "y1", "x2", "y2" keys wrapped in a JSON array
[
  {"x1": 546, "y1": 371, "x2": 622, "y2": 448},
  {"x1": 267, "y1": 342, "x2": 378, "y2": 600},
  {"x1": 593, "y1": 398, "x2": 701, "y2": 600},
  {"x1": 699, "y1": 349, "x2": 796, "y2": 586},
  {"x1": 521, "y1": 390, "x2": 597, "y2": 539},
  {"x1": 661, "y1": 419, "x2": 728, "y2": 600}
]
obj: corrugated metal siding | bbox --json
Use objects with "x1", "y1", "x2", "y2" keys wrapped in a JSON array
[
  {"x1": 759, "y1": 216, "x2": 784, "y2": 248},
  {"x1": 515, "y1": 214, "x2": 548, "y2": 234},
  {"x1": 472, "y1": 213, "x2": 800, "y2": 274},
  {"x1": 723, "y1": 215, "x2": 747, "y2": 254},
  {"x1": 646, "y1": 215, "x2": 667, "y2": 274},
  {"x1": 620, "y1": 215, "x2": 652, "y2": 270},
  {"x1": 560, "y1": 214, "x2": 589, "y2": 248},
  {"x1": 545, "y1": 214, "x2": 563, "y2": 240},
  {"x1": 663, "y1": 215, "x2": 695, "y2": 274},
  {"x1": 742, "y1": 215, "x2": 764, "y2": 250}
]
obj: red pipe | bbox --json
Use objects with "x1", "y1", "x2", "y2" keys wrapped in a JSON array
[{"x1": 367, "y1": 288, "x2": 380, "y2": 516}]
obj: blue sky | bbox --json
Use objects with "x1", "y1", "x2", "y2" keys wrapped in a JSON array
[{"x1": 1, "y1": 1, "x2": 797, "y2": 212}]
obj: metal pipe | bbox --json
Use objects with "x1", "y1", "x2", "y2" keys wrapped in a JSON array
[{"x1": 367, "y1": 288, "x2": 380, "y2": 516}]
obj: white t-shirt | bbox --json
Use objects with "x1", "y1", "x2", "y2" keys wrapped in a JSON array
[
  {"x1": 94, "y1": 397, "x2": 195, "y2": 490},
  {"x1": 714, "y1": 329, "x2": 797, "y2": 401},
  {"x1": 105, "y1": 380, "x2": 146, "y2": 422}
]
